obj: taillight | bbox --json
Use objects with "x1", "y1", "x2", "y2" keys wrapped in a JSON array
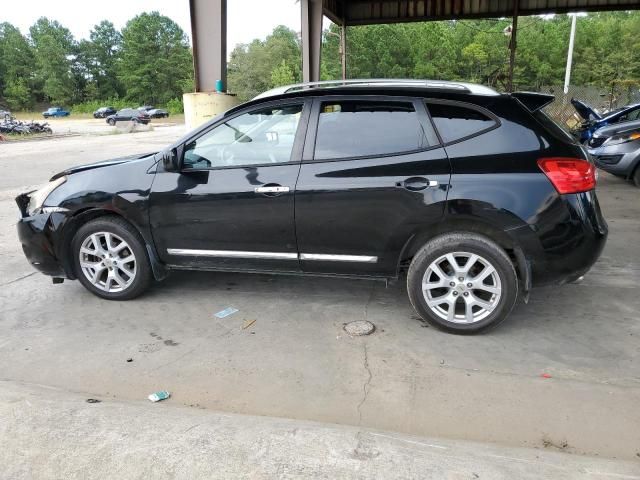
[{"x1": 537, "y1": 157, "x2": 596, "y2": 194}]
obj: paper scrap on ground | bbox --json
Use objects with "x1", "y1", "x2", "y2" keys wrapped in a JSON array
[
  {"x1": 148, "y1": 391, "x2": 171, "y2": 402},
  {"x1": 214, "y1": 307, "x2": 239, "y2": 318}
]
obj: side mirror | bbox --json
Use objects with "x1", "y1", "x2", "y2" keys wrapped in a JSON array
[{"x1": 162, "y1": 148, "x2": 180, "y2": 172}]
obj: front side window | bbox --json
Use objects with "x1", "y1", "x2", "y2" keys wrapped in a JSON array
[
  {"x1": 427, "y1": 102, "x2": 497, "y2": 143},
  {"x1": 183, "y1": 104, "x2": 303, "y2": 169},
  {"x1": 620, "y1": 108, "x2": 640, "y2": 122},
  {"x1": 314, "y1": 100, "x2": 436, "y2": 160}
]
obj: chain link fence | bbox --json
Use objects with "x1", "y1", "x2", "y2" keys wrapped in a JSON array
[{"x1": 537, "y1": 84, "x2": 640, "y2": 129}]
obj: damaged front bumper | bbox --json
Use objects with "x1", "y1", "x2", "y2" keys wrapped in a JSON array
[{"x1": 16, "y1": 193, "x2": 69, "y2": 279}]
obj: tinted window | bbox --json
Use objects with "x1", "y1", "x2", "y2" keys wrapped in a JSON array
[
  {"x1": 621, "y1": 108, "x2": 640, "y2": 122},
  {"x1": 427, "y1": 103, "x2": 496, "y2": 143},
  {"x1": 183, "y1": 104, "x2": 303, "y2": 169},
  {"x1": 314, "y1": 101, "x2": 436, "y2": 160}
]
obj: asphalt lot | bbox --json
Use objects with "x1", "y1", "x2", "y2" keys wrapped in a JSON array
[{"x1": 0, "y1": 125, "x2": 639, "y2": 461}]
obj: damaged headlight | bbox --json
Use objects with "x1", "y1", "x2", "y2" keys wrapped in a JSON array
[
  {"x1": 603, "y1": 131, "x2": 640, "y2": 146},
  {"x1": 27, "y1": 176, "x2": 67, "y2": 216}
]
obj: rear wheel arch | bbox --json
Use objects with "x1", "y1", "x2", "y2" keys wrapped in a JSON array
[
  {"x1": 397, "y1": 217, "x2": 528, "y2": 289},
  {"x1": 406, "y1": 232, "x2": 519, "y2": 333}
]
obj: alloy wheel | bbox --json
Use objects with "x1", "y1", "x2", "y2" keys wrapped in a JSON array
[
  {"x1": 422, "y1": 251, "x2": 502, "y2": 324},
  {"x1": 79, "y1": 232, "x2": 137, "y2": 293}
]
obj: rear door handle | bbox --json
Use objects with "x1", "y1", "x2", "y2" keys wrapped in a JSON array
[
  {"x1": 400, "y1": 177, "x2": 439, "y2": 191},
  {"x1": 255, "y1": 185, "x2": 290, "y2": 195}
]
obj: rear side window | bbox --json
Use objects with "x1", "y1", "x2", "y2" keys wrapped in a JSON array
[
  {"x1": 427, "y1": 102, "x2": 496, "y2": 143},
  {"x1": 314, "y1": 100, "x2": 437, "y2": 160}
]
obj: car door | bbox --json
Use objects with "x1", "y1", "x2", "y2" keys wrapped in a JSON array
[
  {"x1": 149, "y1": 99, "x2": 310, "y2": 272},
  {"x1": 122, "y1": 109, "x2": 134, "y2": 121},
  {"x1": 294, "y1": 96, "x2": 450, "y2": 276}
]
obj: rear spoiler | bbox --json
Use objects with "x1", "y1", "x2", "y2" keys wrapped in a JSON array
[{"x1": 511, "y1": 92, "x2": 555, "y2": 112}]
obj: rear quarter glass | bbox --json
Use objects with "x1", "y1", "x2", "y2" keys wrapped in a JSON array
[{"x1": 426, "y1": 101, "x2": 498, "y2": 144}]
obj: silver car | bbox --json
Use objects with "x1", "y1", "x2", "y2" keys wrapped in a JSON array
[{"x1": 588, "y1": 119, "x2": 640, "y2": 187}]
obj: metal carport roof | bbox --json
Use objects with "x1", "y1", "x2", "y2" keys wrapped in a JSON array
[{"x1": 323, "y1": 0, "x2": 640, "y2": 25}]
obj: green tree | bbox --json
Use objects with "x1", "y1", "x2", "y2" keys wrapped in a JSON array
[
  {"x1": 118, "y1": 12, "x2": 192, "y2": 105},
  {"x1": 228, "y1": 25, "x2": 301, "y2": 101},
  {"x1": 0, "y1": 22, "x2": 36, "y2": 108},
  {"x1": 78, "y1": 21, "x2": 123, "y2": 100},
  {"x1": 4, "y1": 77, "x2": 31, "y2": 110},
  {"x1": 271, "y1": 60, "x2": 295, "y2": 87},
  {"x1": 29, "y1": 17, "x2": 76, "y2": 105},
  {"x1": 462, "y1": 42, "x2": 488, "y2": 82}
]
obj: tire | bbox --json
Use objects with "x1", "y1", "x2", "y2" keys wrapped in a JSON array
[
  {"x1": 632, "y1": 165, "x2": 640, "y2": 188},
  {"x1": 71, "y1": 216, "x2": 153, "y2": 300},
  {"x1": 107, "y1": 118, "x2": 116, "y2": 126},
  {"x1": 407, "y1": 232, "x2": 518, "y2": 334}
]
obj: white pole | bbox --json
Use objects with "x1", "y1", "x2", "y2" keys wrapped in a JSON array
[{"x1": 564, "y1": 13, "x2": 577, "y2": 94}]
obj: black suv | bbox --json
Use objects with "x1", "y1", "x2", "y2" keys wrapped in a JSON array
[
  {"x1": 105, "y1": 108, "x2": 151, "y2": 126},
  {"x1": 93, "y1": 106, "x2": 117, "y2": 118},
  {"x1": 16, "y1": 80, "x2": 607, "y2": 333}
]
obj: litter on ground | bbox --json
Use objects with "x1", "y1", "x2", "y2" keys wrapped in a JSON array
[
  {"x1": 215, "y1": 307, "x2": 239, "y2": 318},
  {"x1": 148, "y1": 391, "x2": 171, "y2": 402},
  {"x1": 242, "y1": 319, "x2": 256, "y2": 330}
]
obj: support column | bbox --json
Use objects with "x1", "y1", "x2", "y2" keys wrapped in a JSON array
[
  {"x1": 185, "y1": 0, "x2": 238, "y2": 129},
  {"x1": 507, "y1": 0, "x2": 519, "y2": 93},
  {"x1": 340, "y1": 23, "x2": 347, "y2": 80},
  {"x1": 301, "y1": 0, "x2": 324, "y2": 83},
  {"x1": 189, "y1": 0, "x2": 227, "y2": 92}
]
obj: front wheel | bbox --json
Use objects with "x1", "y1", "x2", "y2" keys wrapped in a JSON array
[
  {"x1": 407, "y1": 233, "x2": 518, "y2": 334},
  {"x1": 107, "y1": 118, "x2": 116, "y2": 126},
  {"x1": 72, "y1": 217, "x2": 153, "y2": 300},
  {"x1": 632, "y1": 165, "x2": 640, "y2": 188}
]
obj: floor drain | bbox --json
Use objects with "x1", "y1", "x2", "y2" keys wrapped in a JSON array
[{"x1": 344, "y1": 320, "x2": 375, "y2": 336}]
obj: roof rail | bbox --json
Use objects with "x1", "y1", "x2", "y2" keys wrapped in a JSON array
[
  {"x1": 252, "y1": 78, "x2": 499, "y2": 100},
  {"x1": 285, "y1": 79, "x2": 470, "y2": 93}
]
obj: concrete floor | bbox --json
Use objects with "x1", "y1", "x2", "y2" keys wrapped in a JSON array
[
  {"x1": 4, "y1": 381, "x2": 639, "y2": 480},
  {"x1": 0, "y1": 127, "x2": 639, "y2": 462}
]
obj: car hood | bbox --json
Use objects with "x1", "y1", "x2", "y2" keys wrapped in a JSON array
[
  {"x1": 593, "y1": 118, "x2": 640, "y2": 138},
  {"x1": 571, "y1": 98, "x2": 601, "y2": 121},
  {"x1": 50, "y1": 152, "x2": 157, "y2": 181}
]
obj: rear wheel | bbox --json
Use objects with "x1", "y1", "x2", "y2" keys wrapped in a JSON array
[
  {"x1": 72, "y1": 217, "x2": 152, "y2": 300},
  {"x1": 407, "y1": 233, "x2": 518, "y2": 334}
]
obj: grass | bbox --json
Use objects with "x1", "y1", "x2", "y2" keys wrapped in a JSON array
[
  {"x1": 12, "y1": 111, "x2": 94, "y2": 121},
  {"x1": 0, "y1": 132, "x2": 54, "y2": 142}
]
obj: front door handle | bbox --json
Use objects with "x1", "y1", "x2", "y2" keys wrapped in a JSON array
[
  {"x1": 255, "y1": 184, "x2": 290, "y2": 196},
  {"x1": 400, "y1": 177, "x2": 439, "y2": 191}
]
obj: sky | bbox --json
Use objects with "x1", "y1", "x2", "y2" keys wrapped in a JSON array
[{"x1": 1, "y1": 0, "x2": 303, "y2": 49}]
